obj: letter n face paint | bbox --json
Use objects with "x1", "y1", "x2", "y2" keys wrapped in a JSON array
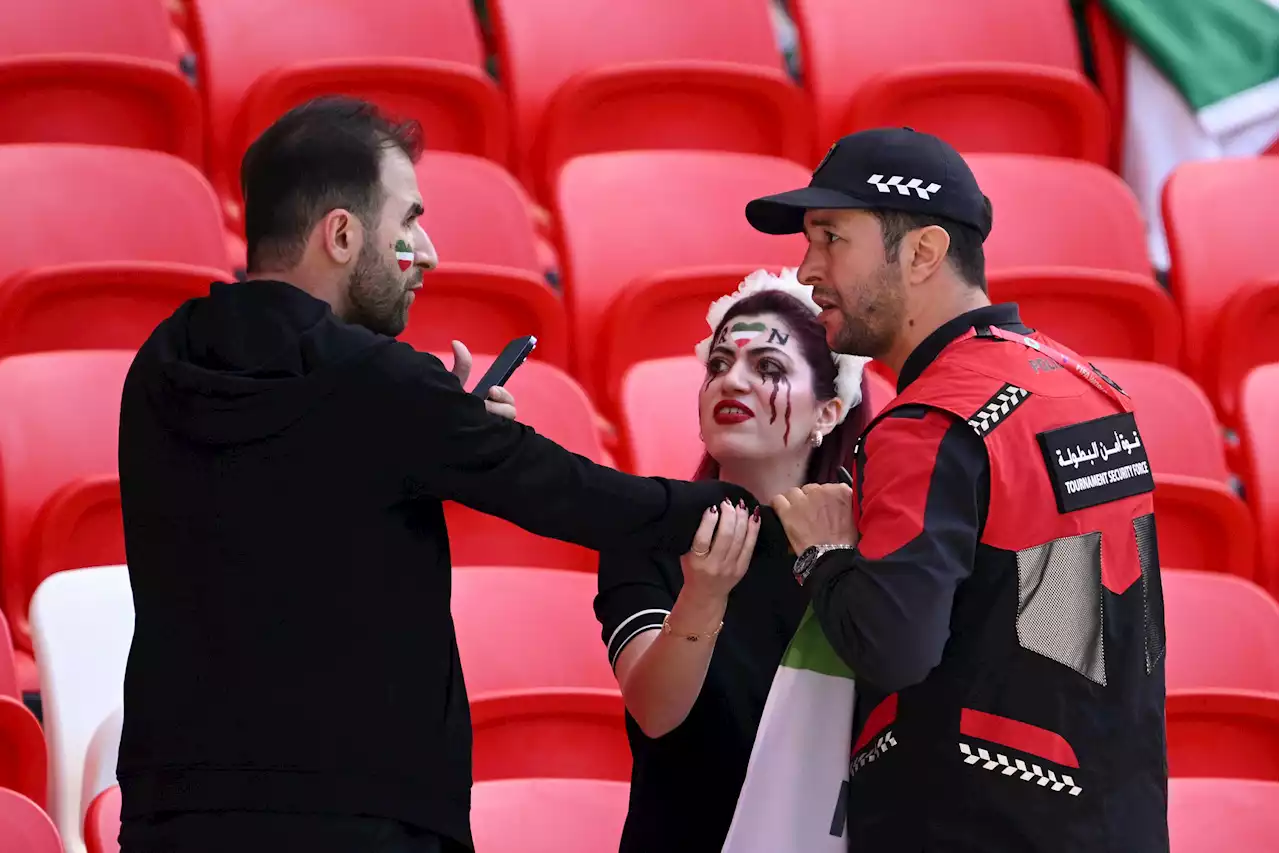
[{"x1": 395, "y1": 239, "x2": 414, "y2": 272}]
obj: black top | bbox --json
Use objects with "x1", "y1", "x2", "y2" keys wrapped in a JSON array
[
  {"x1": 594, "y1": 543, "x2": 807, "y2": 853},
  {"x1": 806, "y1": 304, "x2": 1031, "y2": 736},
  {"x1": 116, "y1": 280, "x2": 761, "y2": 850}
]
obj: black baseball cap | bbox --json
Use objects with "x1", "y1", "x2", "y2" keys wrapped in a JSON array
[{"x1": 745, "y1": 128, "x2": 993, "y2": 239}]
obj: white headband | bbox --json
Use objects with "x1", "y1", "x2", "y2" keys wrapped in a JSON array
[{"x1": 693, "y1": 268, "x2": 870, "y2": 423}]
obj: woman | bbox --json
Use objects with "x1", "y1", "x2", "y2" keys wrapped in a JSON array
[{"x1": 594, "y1": 268, "x2": 872, "y2": 852}]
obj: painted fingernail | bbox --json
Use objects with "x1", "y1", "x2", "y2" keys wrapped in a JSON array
[
  {"x1": 738, "y1": 498, "x2": 746, "y2": 509},
  {"x1": 751, "y1": 506, "x2": 760, "y2": 521},
  {"x1": 709, "y1": 504, "x2": 718, "y2": 514}
]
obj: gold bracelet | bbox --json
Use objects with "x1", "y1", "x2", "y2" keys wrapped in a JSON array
[{"x1": 662, "y1": 614, "x2": 723, "y2": 642}]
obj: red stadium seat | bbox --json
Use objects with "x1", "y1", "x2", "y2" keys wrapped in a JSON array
[
  {"x1": 486, "y1": 0, "x2": 812, "y2": 199},
  {"x1": 554, "y1": 152, "x2": 808, "y2": 400},
  {"x1": 1163, "y1": 570, "x2": 1278, "y2": 693},
  {"x1": 0, "y1": 611, "x2": 19, "y2": 702},
  {"x1": 1238, "y1": 365, "x2": 1279, "y2": 596},
  {"x1": 619, "y1": 357, "x2": 704, "y2": 478},
  {"x1": 791, "y1": 0, "x2": 1109, "y2": 165},
  {"x1": 434, "y1": 354, "x2": 607, "y2": 572},
  {"x1": 0, "y1": 788, "x2": 61, "y2": 853},
  {"x1": 471, "y1": 778, "x2": 629, "y2": 853},
  {"x1": 84, "y1": 785, "x2": 120, "y2": 853},
  {"x1": 0, "y1": 352, "x2": 131, "y2": 691},
  {"x1": 618, "y1": 355, "x2": 895, "y2": 477},
  {"x1": 398, "y1": 153, "x2": 569, "y2": 365},
  {"x1": 1166, "y1": 690, "x2": 1278, "y2": 781},
  {"x1": 966, "y1": 154, "x2": 1178, "y2": 364},
  {"x1": 1091, "y1": 359, "x2": 1255, "y2": 581},
  {"x1": 459, "y1": 569, "x2": 626, "y2": 783},
  {"x1": 1167, "y1": 568, "x2": 1280, "y2": 773},
  {"x1": 1169, "y1": 778, "x2": 1278, "y2": 852},
  {"x1": 0, "y1": 145, "x2": 231, "y2": 357},
  {"x1": 0, "y1": 0, "x2": 201, "y2": 164},
  {"x1": 1163, "y1": 158, "x2": 1280, "y2": 423},
  {"x1": 0, "y1": 697, "x2": 46, "y2": 808},
  {"x1": 190, "y1": 0, "x2": 508, "y2": 224}
]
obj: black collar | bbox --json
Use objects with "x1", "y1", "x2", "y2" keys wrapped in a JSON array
[{"x1": 897, "y1": 303, "x2": 1030, "y2": 393}]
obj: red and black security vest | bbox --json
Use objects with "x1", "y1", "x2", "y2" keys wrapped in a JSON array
[{"x1": 845, "y1": 326, "x2": 1169, "y2": 852}]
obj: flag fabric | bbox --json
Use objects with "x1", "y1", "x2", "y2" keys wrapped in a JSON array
[
  {"x1": 721, "y1": 606, "x2": 855, "y2": 853},
  {"x1": 1099, "y1": 0, "x2": 1279, "y2": 269}
]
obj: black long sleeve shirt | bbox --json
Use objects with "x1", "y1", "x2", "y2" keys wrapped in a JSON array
[
  {"x1": 805, "y1": 305, "x2": 1032, "y2": 733},
  {"x1": 116, "y1": 280, "x2": 754, "y2": 850}
]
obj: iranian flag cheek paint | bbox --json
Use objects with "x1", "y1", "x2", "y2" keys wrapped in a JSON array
[{"x1": 395, "y1": 239, "x2": 414, "y2": 272}]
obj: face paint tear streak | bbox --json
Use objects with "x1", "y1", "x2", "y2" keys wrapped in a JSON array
[
  {"x1": 783, "y1": 376, "x2": 792, "y2": 447},
  {"x1": 768, "y1": 375, "x2": 780, "y2": 426}
]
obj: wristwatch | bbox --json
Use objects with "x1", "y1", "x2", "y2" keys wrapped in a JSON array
[{"x1": 793, "y1": 544, "x2": 856, "y2": 586}]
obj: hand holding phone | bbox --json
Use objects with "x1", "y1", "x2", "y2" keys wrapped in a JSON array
[{"x1": 470, "y1": 335, "x2": 537, "y2": 400}]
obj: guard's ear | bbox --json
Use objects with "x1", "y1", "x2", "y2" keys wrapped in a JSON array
[{"x1": 904, "y1": 224, "x2": 950, "y2": 284}]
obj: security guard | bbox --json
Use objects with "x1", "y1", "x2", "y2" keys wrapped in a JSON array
[{"x1": 754, "y1": 129, "x2": 1169, "y2": 851}]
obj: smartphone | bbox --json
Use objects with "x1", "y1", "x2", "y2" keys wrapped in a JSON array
[{"x1": 470, "y1": 335, "x2": 537, "y2": 399}]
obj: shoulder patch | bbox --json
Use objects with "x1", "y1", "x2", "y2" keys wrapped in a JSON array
[{"x1": 966, "y1": 384, "x2": 1030, "y2": 437}]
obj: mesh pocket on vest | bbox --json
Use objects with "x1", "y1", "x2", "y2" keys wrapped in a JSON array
[
  {"x1": 1133, "y1": 513, "x2": 1166, "y2": 675},
  {"x1": 1015, "y1": 532, "x2": 1107, "y2": 686}
]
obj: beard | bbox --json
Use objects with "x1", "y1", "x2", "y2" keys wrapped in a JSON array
[
  {"x1": 827, "y1": 261, "x2": 905, "y2": 359},
  {"x1": 344, "y1": 246, "x2": 413, "y2": 337}
]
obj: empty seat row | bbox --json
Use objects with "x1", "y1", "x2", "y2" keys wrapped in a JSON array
[
  {"x1": 0, "y1": 143, "x2": 1273, "y2": 428},
  {"x1": 1, "y1": 0, "x2": 1113, "y2": 216}
]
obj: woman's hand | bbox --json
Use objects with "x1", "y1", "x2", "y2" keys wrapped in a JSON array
[{"x1": 679, "y1": 500, "x2": 761, "y2": 604}]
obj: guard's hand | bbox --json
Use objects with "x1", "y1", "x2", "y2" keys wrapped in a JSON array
[
  {"x1": 484, "y1": 386, "x2": 517, "y2": 420},
  {"x1": 448, "y1": 340, "x2": 474, "y2": 386},
  {"x1": 679, "y1": 500, "x2": 761, "y2": 603},
  {"x1": 770, "y1": 484, "x2": 857, "y2": 555}
]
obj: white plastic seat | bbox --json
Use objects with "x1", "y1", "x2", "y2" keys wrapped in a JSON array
[{"x1": 30, "y1": 565, "x2": 134, "y2": 853}]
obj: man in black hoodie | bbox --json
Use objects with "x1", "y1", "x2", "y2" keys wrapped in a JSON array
[{"x1": 115, "y1": 97, "x2": 768, "y2": 853}]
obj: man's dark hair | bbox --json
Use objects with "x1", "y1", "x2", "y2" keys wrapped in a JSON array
[
  {"x1": 240, "y1": 97, "x2": 424, "y2": 272},
  {"x1": 871, "y1": 208, "x2": 988, "y2": 293}
]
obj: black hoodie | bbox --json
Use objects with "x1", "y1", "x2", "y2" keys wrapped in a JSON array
[{"x1": 116, "y1": 280, "x2": 754, "y2": 848}]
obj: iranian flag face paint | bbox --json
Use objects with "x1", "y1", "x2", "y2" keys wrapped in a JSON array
[
  {"x1": 395, "y1": 239, "x2": 414, "y2": 272},
  {"x1": 728, "y1": 321, "x2": 767, "y2": 348}
]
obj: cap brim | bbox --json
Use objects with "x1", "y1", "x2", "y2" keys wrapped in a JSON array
[{"x1": 745, "y1": 186, "x2": 873, "y2": 235}]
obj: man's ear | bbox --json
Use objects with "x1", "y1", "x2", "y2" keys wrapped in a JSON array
[
  {"x1": 321, "y1": 208, "x2": 363, "y2": 266},
  {"x1": 905, "y1": 224, "x2": 950, "y2": 284}
]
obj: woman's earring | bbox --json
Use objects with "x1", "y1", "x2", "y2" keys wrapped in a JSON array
[{"x1": 809, "y1": 430, "x2": 823, "y2": 448}]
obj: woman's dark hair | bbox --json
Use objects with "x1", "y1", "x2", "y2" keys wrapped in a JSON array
[
  {"x1": 693, "y1": 289, "x2": 873, "y2": 485},
  {"x1": 240, "y1": 96, "x2": 423, "y2": 273}
]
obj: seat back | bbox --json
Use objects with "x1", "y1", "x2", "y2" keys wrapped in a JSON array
[
  {"x1": 969, "y1": 154, "x2": 1150, "y2": 274},
  {"x1": 29, "y1": 565, "x2": 134, "y2": 853},
  {"x1": 0, "y1": 145, "x2": 227, "y2": 281},
  {"x1": 191, "y1": 0, "x2": 496, "y2": 206},
  {"x1": 471, "y1": 778, "x2": 629, "y2": 853},
  {"x1": 1164, "y1": 157, "x2": 1280, "y2": 380},
  {"x1": 0, "y1": 0, "x2": 176, "y2": 58},
  {"x1": 1163, "y1": 570, "x2": 1278, "y2": 694},
  {"x1": 792, "y1": 0, "x2": 1094, "y2": 150},
  {"x1": 416, "y1": 153, "x2": 541, "y2": 273},
  {"x1": 488, "y1": 0, "x2": 785, "y2": 162},
  {"x1": 0, "y1": 352, "x2": 133, "y2": 654},
  {"x1": 1166, "y1": 690, "x2": 1278, "y2": 781},
  {"x1": 0, "y1": 788, "x2": 62, "y2": 853},
  {"x1": 1168, "y1": 778, "x2": 1279, "y2": 852},
  {"x1": 555, "y1": 151, "x2": 807, "y2": 390},
  {"x1": 452, "y1": 567, "x2": 616, "y2": 698},
  {"x1": 437, "y1": 354, "x2": 606, "y2": 571},
  {"x1": 83, "y1": 785, "x2": 120, "y2": 853},
  {"x1": 1239, "y1": 364, "x2": 1279, "y2": 596}
]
